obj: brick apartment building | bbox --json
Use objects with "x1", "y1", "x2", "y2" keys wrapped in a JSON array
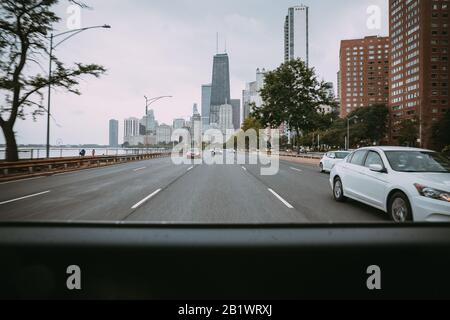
[
  {"x1": 389, "y1": 0, "x2": 449, "y2": 148},
  {"x1": 339, "y1": 36, "x2": 390, "y2": 118}
]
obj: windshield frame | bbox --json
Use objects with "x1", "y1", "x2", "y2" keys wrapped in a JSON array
[
  {"x1": 384, "y1": 151, "x2": 450, "y2": 173},
  {"x1": 335, "y1": 152, "x2": 351, "y2": 159}
]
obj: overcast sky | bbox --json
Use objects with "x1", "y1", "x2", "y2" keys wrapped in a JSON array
[{"x1": 1, "y1": 0, "x2": 388, "y2": 146}]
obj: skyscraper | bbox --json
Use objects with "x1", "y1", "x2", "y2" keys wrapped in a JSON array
[
  {"x1": 210, "y1": 53, "x2": 231, "y2": 124},
  {"x1": 173, "y1": 118, "x2": 186, "y2": 130},
  {"x1": 388, "y1": 0, "x2": 449, "y2": 148},
  {"x1": 124, "y1": 118, "x2": 140, "y2": 138},
  {"x1": 144, "y1": 109, "x2": 157, "y2": 134},
  {"x1": 230, "y1": 99, "x2": 241, "y2": 130},
  {"x1": 336, "y1": 71, "x2": 341, "y2": 102},
  {"x1": 124, "y1": 117, "x2": 141, "y2": 145},
  {"x1": 325, "y1": 82, "x2": 335, "y2": 100},
  {"x1": 243, "y1": 68, "x2": 267, "y2": 121},
  {"x1": 156, "y1": 124, "x2": 172, "y2": 145},
  {"x1": 201, "y1": 84, "x2": 212, "y2": 126},
  {"x1": 284, "y1": 5, "x2": 309, "y2": 64},
  {"x1": 218, "y1": 104, "x2": 234, "y2": 134},
  {"x1": 109, "y1": 119, "x2": 119, "y2": 147},
  {"x1": 339, "y1": 36, "x2": 390, "y2": 118},
  {"x1": 193, "y1": 103, "x2": 200, "y2": 116}
]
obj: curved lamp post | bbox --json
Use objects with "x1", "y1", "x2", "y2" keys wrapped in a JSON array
[
  {"x1": 46, "y1": 25, "x2": 111, "y2": 158},
  {"x1": 143, "y1": 95, "x2": 173, "y2": 149}
]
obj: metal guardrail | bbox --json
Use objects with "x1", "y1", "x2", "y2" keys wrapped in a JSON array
[
  {"x1": 0, "y1": 148, "x2": 169, "y2": 161},
  {"x1": 0, "y1": 153, "x2": 171, "y2": 180}
]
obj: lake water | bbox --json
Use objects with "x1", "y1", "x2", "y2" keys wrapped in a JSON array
[{"x1": 0, "y1": 148, "x2": 167, "y2": 161}]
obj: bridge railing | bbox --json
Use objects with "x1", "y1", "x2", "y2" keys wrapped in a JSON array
[{"x1": 0, "y1": 153, "x2": 171, "y2": 181}]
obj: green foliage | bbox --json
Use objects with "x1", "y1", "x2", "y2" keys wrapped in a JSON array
[
  {"x1": 226, "y1": 117, "x2": 263, "y2": 150},
  {"x1": 442, "y1": 145, "x2": 450, "y2": 157},
  {"x1": 346, "y1": 104, "x2": 389, "y2": 146},
  {"x1": 241, "y1": 116, "x2": 263, "y2": 132},
  {"x1": 432, "y1": 110, "x2": 450, "y2": 151},
  {"x1": 251, "y1": 59, "x2": 336, "y2": 142},
  {"x1": 297, "y1": 104, "x2": 389, "y2": 150},
  {"x1": 397, "y1": 118, "x2": 419, "y2": 147},
  {"x1": 0, "y1": 0, "x2": 106, "y2": 161}
]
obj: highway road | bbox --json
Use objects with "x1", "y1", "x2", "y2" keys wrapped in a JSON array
[{"x1": 0, "y1": 152, "x2": 388, "y2": 223}]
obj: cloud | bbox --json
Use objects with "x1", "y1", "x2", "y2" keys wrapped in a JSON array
[{"x1": 1, "y1": 0, "x2": 390, "y2": 146}]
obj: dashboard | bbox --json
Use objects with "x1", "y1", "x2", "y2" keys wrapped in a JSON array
[{"x1": 1, "y1": 222, "x2": 450, "y2": 299}]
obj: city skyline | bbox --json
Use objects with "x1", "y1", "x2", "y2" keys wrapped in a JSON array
[{"x1": 0, "y1": 0, "x2": 389, "y2": 146}]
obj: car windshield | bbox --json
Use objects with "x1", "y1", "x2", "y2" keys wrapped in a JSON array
[
  {"x1": 385, "y1": 151, "x2": 450, "y2": 173},
  {"x1": 335, "y1": 152, "x2": 350, "y2": 159},
  {"x1": 0, "y1": 0, "x2": 449, "y2": 226}
]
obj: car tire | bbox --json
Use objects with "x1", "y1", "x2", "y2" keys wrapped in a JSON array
[
  {"x1": 388, "y1": 192, "x2": 413, "y2": 223},
  {"x1": 333, "y1": 177, "x2": 346, "y2": 202},
  {"x1": 320, "y1": 163, "x2": 324, "y2": 173}
]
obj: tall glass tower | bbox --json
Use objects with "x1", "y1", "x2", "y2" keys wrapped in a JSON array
[
  {"x1": 201, "y1": 84, "x2": 212, "y2": 126},
  {"x1": 209, "y1": 53, "x2": 231, "y2": 124},
  {"x1": 284, "y1": 5, "x2": 309, "y2": 65}
]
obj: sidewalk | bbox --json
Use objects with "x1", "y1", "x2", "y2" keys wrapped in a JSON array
[{"x1": 279, "y1": 155, "x2": 320, "y2": 166}]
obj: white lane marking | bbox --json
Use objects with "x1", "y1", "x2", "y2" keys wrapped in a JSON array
[
  {"x1": 187, "y1": 166, "x2": 194, "y2": 171},
  {"x1": 131, "y1": 189, "x2": 162, "y2": 210},
  {"x1": 242, "y1": 166, "x2": 247, "y2": 171},
  {"x1": 133, "y1": 167, "x2": 147, "y2": 172},
  {"x1": 290, "y1": 167, "x2": 303, "y2": 173},
  {"x1": 0, "y1": 176, "x2": 45, "y2": 185},
  {"x1": 268, "y1": 189, "x2": 294, "y2": 209},
  {"x1": 0, "y1": 190, "x2": 51, "y2": 206}
]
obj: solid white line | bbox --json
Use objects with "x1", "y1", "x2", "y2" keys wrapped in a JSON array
[
  {"x1": 52, "y1": 172, "x2": 74, "y2": 177},
  {"x1": 290, "y1": 167, "x2": 303, "y2": 172},
  {"x1": 133, "y1": 167, "x2": 146, "y2": 172},
  {"x1": 0, "y1": 176, "x2": 45, "y2": 185},
  {"x1": 242, "y1": 166, "x2": 247, "y2": 171},
  {"x1": 0, "y1": 190, "x2": 51, "y2": 206},
  {"x1": 131, "y1": 189, "x2": 162, "y2": 210},
  {"x1": 268, "y1": 189, "x2": 294, "y2": 209},
  {"x1": 187, "y1": 166, "x2": 194, "y2": 171}
]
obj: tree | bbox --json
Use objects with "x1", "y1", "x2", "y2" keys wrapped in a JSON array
[
  {"x1": 431, "y1": 110, "x2": 450, "y2": 152},
  {"x1": 251, "y1": 59, "x2": 335, "y2": 150},
  {"x1": 0, "y1": 0, "x2": 106, "y2": 161},
  {"x1": 397, "y1": 119, "x2": 419, "y2": 147},
  {"x1": 228, "y1": 116, "x2": 263, "y2": 150},
  {"x1": 241, "y1": 116, "x2": 263, "y2": 132},
  {"x1": 346, "y1": 104, "x2": 389, "y2": 146}
]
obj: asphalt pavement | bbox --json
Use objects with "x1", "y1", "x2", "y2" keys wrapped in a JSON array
[{"x1": 0, "y1": 152, "x2": 388, "y2": 223}]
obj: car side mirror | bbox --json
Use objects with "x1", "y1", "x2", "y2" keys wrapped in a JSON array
[
  {"x1": 329, "y1": 154, "x2": 336, "y2": 159},
  {"x1": 369, "y1": 164, "x2": 384, "y2": 173}
]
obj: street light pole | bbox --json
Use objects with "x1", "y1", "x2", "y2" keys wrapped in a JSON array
[
  {"x1": 143, "y1": 95, "x2": 173, "y2": 150},
  {"x1": 347, "y1": 115, "x2": 358, "y2": 151},
  {"x1": 45, "y1": 25, "x2": 111, "y2": 158},
  {"x1": 46, "y1": 33, "x2": 54, "y2": 159},
  {"x1": 347, "y1": 118, "x2": 350, "y2": 151}
]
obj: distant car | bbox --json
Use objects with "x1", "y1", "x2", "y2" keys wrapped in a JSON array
[
  {"x1": 320, "y1": 151, "x2": 351, "y2": 173},
  {"x1": 330, "y1": 146, "x2": 450, "y2": 222},
  {"x1": 211, "y1": 148, "x2": 223, "y2": 155},
  {"x1": 187, "y1": 148, "x2": 201, "y2": 159}
]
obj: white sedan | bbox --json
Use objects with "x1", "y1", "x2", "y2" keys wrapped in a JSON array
[
  {"x1": 330, "y1": 147, "x2": 450, "y2": 222},
  {"x1": 319, "y1": 151, "x2": 351, "y2": 173}
]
